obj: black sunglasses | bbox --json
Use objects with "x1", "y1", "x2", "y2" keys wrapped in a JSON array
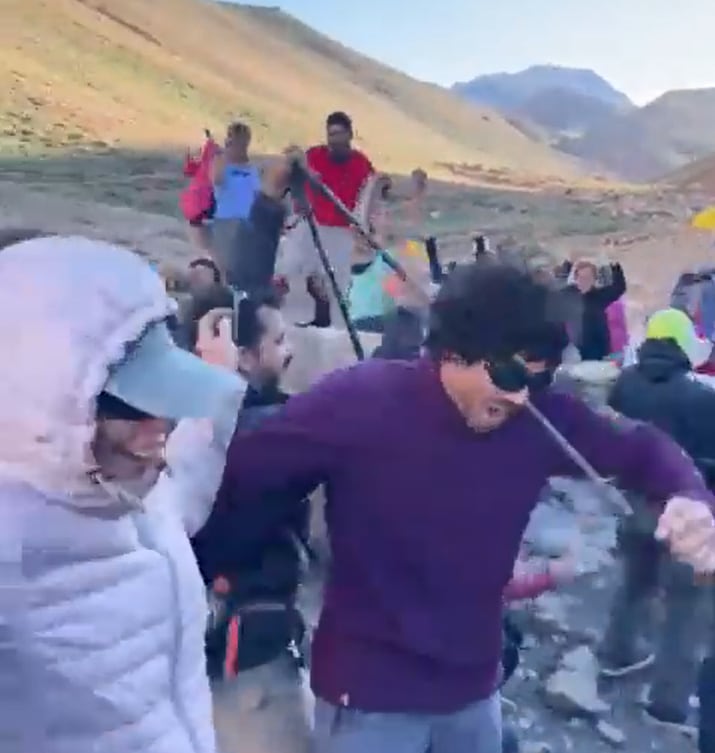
[{"x1": 484, "y1": 355, "x2": 531, "y2": 393}]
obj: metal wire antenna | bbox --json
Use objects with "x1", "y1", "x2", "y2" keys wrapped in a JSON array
[{"x1": 525, "y1": 400, "x2": 632, "y2": 516}]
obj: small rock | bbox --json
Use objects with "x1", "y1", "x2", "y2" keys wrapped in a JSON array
[
  {"x1": 581, "y1": 627, "x2": 602, "y2": 645},
  {"x1": 543, "y1": 646, "x2": 610, "y2": 717},
  {"x1": 522, "y1": 743, "x2": 552, "y2": 753},
  {"x1": 531, "y1": 592, "x2": 571, "y2": 632},
  {"x1": 596, "y1": 720, "x2": 626, "y2": 747}
]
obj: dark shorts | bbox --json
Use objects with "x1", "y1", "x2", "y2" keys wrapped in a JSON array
[
  {"x1": 354, "y1": 316, "x2": 385, "y2": 334},
  {"x1": 189, "y1": 195, "x2": 216, "y2": 226}
]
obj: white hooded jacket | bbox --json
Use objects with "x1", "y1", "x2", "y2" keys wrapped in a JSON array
[{"x1": 0, "y1": 237, "x2": 244, "y2": 753}]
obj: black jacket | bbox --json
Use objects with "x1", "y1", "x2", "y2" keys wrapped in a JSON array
[
  {"x1": 243, "y1": 382, "x2": 290, "y2": 409},
  {"x1": 372, "y1": 306, "x2": 426, "y2": 361},
  {"x1": 224, "y1": 192, "x2": 287, "y2": 294},
  {"x1": 570, "y1": 263, "x2": 626, "y2": 361},
  {"x1": 191, "y1": 400, "x2": 310, "y2": 674},
  {"x1": 609, "y1": 338, "x2": 715, "y2": 485}
]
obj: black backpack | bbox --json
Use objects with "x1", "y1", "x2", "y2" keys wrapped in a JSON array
[{"x1": 501, "y1": 613, "x2": 524, "y2": 687}]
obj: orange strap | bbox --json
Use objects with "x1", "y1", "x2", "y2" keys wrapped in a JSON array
[{"x1": 224, "y1": 615, "x2": 241, "y2": 679}]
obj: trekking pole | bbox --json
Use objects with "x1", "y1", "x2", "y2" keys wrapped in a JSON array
[
  {"x1": 287, "y1": 161, "x2": 365, "y2": 361},
  {"x1": 525, "y1": 400, "x2": 632, "y2": 517},
  {"x1": 302, "y1": 168, "x2": 431, "y2": 306}
]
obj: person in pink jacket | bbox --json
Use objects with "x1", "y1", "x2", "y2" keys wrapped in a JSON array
[
  {"x1": 180, "y1": 131, "x2": 220, "y2": 257},
  {"x1": 606, "y1": 297, "x2": 629, "y2": 365}
]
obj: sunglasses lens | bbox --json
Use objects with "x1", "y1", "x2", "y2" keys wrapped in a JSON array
[{"x1": 486, "y1": 360, "x2": 530, "y2": 393}]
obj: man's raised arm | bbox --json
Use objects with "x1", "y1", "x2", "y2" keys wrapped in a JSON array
[{"x1": 215, "y1": 366, "x2": 357, "y2": 511}]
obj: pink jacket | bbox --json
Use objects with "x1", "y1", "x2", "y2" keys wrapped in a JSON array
[
  {"x1": 180, "y1": 137, "x2": 219, "y2": 222},
  {"x1": 606, "y1": 298, "x2": 628, "y2": 354},
  {"x1": 503, "y1": 570, "x2": 557, "y2": 602}
]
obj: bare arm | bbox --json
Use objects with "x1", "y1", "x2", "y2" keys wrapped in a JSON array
[{"x1": 210, "y1": 151, "x2": 227, "y2": 186}]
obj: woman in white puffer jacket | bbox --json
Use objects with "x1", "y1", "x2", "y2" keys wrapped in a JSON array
[{"x1": 0, "y1": 235, "x2": 245, "y2": 753}]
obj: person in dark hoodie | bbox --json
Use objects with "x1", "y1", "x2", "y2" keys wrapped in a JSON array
[
  {"x1": 600, "y1": 307, "x2": 715, "y2": 736},
  {"x1": 569, "y1": 259, "x2": 626, "y2": 360},
  {"x1": 216, "y1": 261, "x2": 715, "y2": 753}
]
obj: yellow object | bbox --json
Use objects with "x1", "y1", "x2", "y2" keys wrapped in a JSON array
[
  {"x1": 691, "y1": 206, "x2": 715, "y2": 230},
  {"x1": 402, "y1": 239, "x2": 428, "y2": 260}
]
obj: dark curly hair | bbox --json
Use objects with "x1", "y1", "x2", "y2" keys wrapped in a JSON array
[
  {"x1": 326, "y1": 111, "x2": 353, "y2": 134},
  {"x1": 425, "y1": 263, "x2": 553, "y2": 365}
]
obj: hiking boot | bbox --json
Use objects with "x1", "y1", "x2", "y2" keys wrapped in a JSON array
[
  {"x1": 296, "y1": 298, "x2": 331, "y2": 329},
  {"x1": 295, "y1": 317, "x2": 331, "y2": 329},
  {"x1": 599, "y1": 652, "x2": 655, "y2": 678},
  {"x1": 644, "y1": 704, "x2": 696, "y2": 738}
]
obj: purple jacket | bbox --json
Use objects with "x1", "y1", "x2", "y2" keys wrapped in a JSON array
[{"x1": 217, "y1": 357, "x2": 712, "y2": 714}]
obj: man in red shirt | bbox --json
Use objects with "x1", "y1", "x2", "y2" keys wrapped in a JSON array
[{"x1": 279, "y1": 111, "x2": 375, "y2": 327}]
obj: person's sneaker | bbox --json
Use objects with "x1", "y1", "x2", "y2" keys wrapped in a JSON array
[
  {"x1": 295, "y1": 317, "x2": 331, "y2": 329},
  {"x1": 644, "y1": 704, "x2": 697, "y2": 737},
  {"x1": 599, "y1": 652, "x2": 655, "y2": 678},
  {"x1": 296, "y1": 299, "x2": 331, "y2": 329}
]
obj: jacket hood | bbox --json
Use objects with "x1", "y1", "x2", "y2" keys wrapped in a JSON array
[
  {"x1": 0, "y1": 236, "x2": 176, "y2": 498},
  {"x1": 637, "y1": 338, "x2": 691, "y2": 381}
]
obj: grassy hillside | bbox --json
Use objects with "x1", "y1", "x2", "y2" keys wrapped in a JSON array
[
  {"x1": 0, "y1": 0, "x2": 578, "y2": 180},
  {"x1": 559, "y1": 88, "x2": 715, "y2": 181}
]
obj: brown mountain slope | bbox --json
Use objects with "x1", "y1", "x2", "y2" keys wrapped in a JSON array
[
  {"x1": 0, "y1": 0, "x2": 579, "y2": 180},
  {"x1": 663, "y1": 152, "x2": 715, "y2": 194},
  {"x1": 559, "y1": 88, "x2": 715, "y2": 181}
]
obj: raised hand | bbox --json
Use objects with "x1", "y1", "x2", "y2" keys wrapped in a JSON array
[{"x1": 655, "y1": 496, "x2": 715, "y2": 574}]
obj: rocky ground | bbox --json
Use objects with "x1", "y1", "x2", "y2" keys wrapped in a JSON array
[{"x1": 501, "y1": 477, "x2": 700, "y2": 753}]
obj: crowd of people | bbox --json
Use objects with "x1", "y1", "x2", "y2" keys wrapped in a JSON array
[{"x1": 4, "y1": 110, "x2": 715, "y2": 753}]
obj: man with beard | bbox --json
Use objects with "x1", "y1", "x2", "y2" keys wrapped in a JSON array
[
  {"x1": 190, "y1": 291, "x2": 316, "y2": 753},
  {"x1": 280, "y1": 111, "x2": 375, "y2": 328},
  {"x1": 217, "y1": 262, "x2": 715, "y2": 753}
]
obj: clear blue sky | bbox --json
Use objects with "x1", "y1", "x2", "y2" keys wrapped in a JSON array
[{"x1": 240, "y1": 0, "x2": 715, "y2": 105}]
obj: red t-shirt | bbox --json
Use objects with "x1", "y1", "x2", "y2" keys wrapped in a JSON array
[{"x1": 306, "y1": 145, "x2": 374, "y2": 227}]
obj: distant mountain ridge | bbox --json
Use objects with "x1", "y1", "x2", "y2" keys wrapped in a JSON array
[
  {"x1": 452, "y1": 65, "x2": 633, "y2": 113},
  {"x1": 557, "y1": 87, "x2": 715, "y2": 180},
  {"x1": 453, "y1": 65, "x2": 715, "y2": 181}
]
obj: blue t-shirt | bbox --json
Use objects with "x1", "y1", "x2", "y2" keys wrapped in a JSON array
[
  {"x1": 213, "y1": 163, "x2": 260, "y2": 220},
  {"x1": 348, "y1": 255, "x2": 393, "y2": 322}
]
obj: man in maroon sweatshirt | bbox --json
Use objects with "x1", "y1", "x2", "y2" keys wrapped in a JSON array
[{"x1": 216, "y1": 263, "x2": 715, "y2": 753}]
